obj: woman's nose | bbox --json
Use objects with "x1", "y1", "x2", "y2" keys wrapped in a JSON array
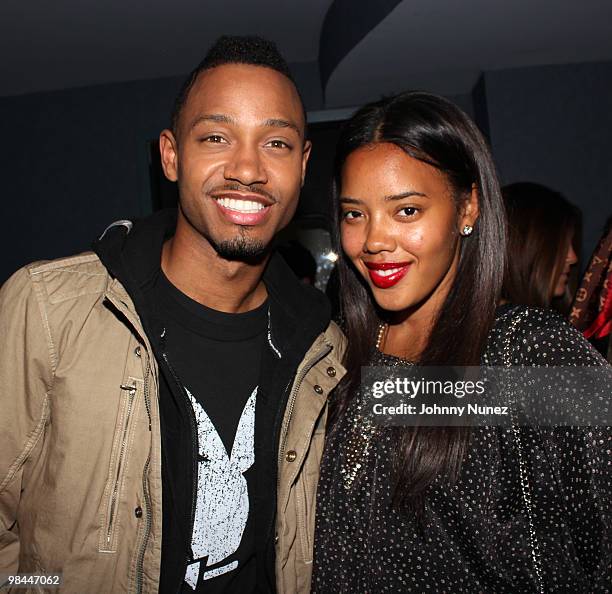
[{"x1": 363, "y1": 218, "x2": 396, "y2": 254}]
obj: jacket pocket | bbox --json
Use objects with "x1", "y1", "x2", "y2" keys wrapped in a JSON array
[
  {"x1": 98, "y1": 378, "x2": 142, "y2": 553},
  {"x1": 295, "y1": 472, "x2": 312, "y2": 564}
]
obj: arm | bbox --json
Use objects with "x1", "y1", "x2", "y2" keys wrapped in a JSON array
[{"x1": 0, "y1": 267, "x2": 53, "y2": 572}]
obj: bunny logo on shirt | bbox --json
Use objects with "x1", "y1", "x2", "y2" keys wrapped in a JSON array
[{"x1": 183, "y1": 386, "x2": 256, "y2": 589}]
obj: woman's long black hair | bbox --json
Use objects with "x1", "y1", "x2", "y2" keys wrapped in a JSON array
[{"x1": 331, "y1": 91, "x2": 506, "y2": 511}]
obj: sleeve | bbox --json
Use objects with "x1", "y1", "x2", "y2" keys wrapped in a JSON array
[
  {"x1": 516, "y1": 310, "x2": 611, "y2": 590},
  {"x1": 0, "y1": 267, "x2": 53, "y2": 573}
]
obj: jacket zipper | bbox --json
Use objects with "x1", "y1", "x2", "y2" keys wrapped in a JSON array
[
  {"x1": 136, "y1": 361, "x2": 153, "y2": 594},
  {"x1": 160, "y1": 339, "x2": 199, "y2": 585},
  {"x1": 277, "y1": 343, "x2": 332, "y2": 466},
  {"x1": 273, "y1": 342, "x2": 332, "y2": 560},
  {"x1": 106, "y1": 383, "x2": 137, "y2": 546},
  {"x1": 135, "y1": 454, "x2": 152, "y2": 594},
  {"x1": 102, "y1": 295, "x2": 156, "y2": 591},
  {"x1": 143, "y1": 361, "x2": 152, "y2": 432}
]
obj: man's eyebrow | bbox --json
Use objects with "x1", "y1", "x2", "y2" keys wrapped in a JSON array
[
  {"x1": 189, "y1": 114, "x2": 302, "y2": 136},
  {"x1": 263, "y1": 118, "x2": 301, "y2": 135},
  {"x1": 190, "y1": 114, "x2": 236, "y2": 130}
]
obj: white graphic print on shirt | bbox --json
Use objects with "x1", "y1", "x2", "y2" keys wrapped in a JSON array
[{"x1": 183, "y1": 386, "x2": 256, "y2": 590}]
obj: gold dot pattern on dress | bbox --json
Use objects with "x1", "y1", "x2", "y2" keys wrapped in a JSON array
[{"x1": 312, "y1": 305, "x2": 612, "y2": 593}]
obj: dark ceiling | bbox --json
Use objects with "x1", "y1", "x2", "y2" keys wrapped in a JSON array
[
  {"x1": 0, "y1": 0, "x2": 332, "y2": 96},
  {"x1": 2, "y1": 0, "x2": 612, "y2": 106}
]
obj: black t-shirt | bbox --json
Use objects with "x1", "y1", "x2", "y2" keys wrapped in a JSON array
[{"x1": 150, "y1": 271, "x2": 267, "y2": 593}]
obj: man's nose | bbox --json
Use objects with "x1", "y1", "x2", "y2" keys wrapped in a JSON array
[
  {"x1": 224, "y1": 144, "x2": 267, "y2": 186},
  {"x1": 363, "y1": 217, "x2": 396, "y2": 254}
]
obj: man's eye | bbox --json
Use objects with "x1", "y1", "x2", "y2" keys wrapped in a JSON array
[
  {"x1": 398, "y1": 207, "x2": 418, "y2": 217},
  {"x1": 267, "y1": 140, "x2": 290, "y2": 149},
  {"x1": 202, "y1": 135, "x2": 226, "y2": 143}
]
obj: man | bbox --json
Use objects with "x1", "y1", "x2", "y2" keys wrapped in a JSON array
[{"x1": 0, "y1": 36, "x2": 345, "y2": 593}]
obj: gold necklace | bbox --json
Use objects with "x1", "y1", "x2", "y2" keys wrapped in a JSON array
[{"x1": 376, "y1": 322, "x2": 388, "y2": 350}]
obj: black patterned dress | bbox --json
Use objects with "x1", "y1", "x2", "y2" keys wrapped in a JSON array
[{"x1": 312, "y1": 306, "x2": 611, "y2": 593}]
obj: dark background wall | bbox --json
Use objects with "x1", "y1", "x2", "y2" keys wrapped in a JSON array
[
  {"x1": 482, "y1": 61, "x2": 612, "y2": 262},
  {"x1": 0, "y1": 77, "x2": 180, "y2": 279},
  {"x1": 1, "y1": 60, "x2": 610, "y2": 282}
]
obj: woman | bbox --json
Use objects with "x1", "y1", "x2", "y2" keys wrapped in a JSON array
[
  {"x1": 502, "y1": 182, "x2": 580, "y2": 312},
  {"x1": 312, "y1": 92, "x2": 610, "y2": 593}
]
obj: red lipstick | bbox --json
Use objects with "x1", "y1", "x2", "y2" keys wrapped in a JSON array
[{"x1": 364, "y1": 261, "x2": 411, "y2": 289}]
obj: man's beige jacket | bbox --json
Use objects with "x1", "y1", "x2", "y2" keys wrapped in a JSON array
[{"x1": 0, "y1": 254, "x2": 346, "y2": 593}]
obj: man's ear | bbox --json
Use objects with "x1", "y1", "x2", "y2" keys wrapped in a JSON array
[
  {"x1": 300, "y1": 140, "x2": 312, "y2": 187},
  {"x1": 460, "y1": 183, "x2": 480, "y2": 230},
  {"x1": 159, "y1": 129, "x2": 179, "y2": 182}
]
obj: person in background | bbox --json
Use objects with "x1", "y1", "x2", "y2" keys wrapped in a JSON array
[
  {"x1": 571, "y1": 216, "x2": 612, "y2": 362},
  {"x1": 501, "y1": 182, "x2": 580, "y2": 313},
  {"x1": 311, "y1": 91, "x2": 611, "y2": 593}
]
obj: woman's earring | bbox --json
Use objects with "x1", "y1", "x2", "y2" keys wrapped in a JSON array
[{"x1": 461, "y1": 225, "x2": 473, "y2": 236}]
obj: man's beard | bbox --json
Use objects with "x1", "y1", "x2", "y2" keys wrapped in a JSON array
[{"x1": 210, "y1": 230, "x2": 268, "y2": 261}]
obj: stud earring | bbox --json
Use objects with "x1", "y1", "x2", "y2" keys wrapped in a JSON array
[{"x1": 461, "y1": 225, "x2": 473, "y2": 236}]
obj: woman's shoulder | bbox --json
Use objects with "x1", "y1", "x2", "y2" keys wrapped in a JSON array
[
  {"x1": 494, "y1": 303, "x2": 568, "y2": 334},
  {"x1": 484, "y1": 304, "x2": 607, "y2": 366}
]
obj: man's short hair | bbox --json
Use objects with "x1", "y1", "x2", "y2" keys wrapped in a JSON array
[{"x1": 171, "y1": 35, "x2": 302, "y2": 136}]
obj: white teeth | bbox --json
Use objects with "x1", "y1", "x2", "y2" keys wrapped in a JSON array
[
  {"x1": 216, "y1": 197, "x2": 265, "y2": 213},
  {"x1": 374, "y1": 267, "x2": 404, "y2": 277}
]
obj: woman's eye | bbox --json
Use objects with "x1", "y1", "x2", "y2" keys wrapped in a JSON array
[
  {"x1": 398, "y1": 206, "x2": 418, "y2": 217},
  {"x1": 343, "y1": 210, "x2": 362, "y2": 220}
]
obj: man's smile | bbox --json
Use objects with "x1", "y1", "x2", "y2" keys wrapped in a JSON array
[{"x1": 212, "y1": 193, "x2": 273, "y2": 226}]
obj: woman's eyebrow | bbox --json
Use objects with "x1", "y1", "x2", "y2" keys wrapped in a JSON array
[
  {"x1": 340, "y1": 191, "x2": 428, "y2": 204},
  {"x1": 384, "y1": 190, "x2": 428, "y2": 201},
  {"x1": 339, "y1": 196, "x2": 363, "y2": 204}
]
